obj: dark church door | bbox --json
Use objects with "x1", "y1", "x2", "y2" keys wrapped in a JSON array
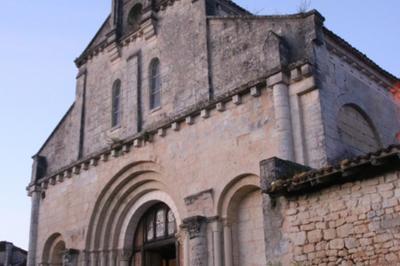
[{"x1": 132, "y1": 203, "x2": 178, "y2": 266}]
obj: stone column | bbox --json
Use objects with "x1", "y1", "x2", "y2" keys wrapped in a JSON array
[
  {"x1": 79, "y1": 250, "x2": 89, "y2": 266},
  {"x1": 63, "y1": 249, "x2": 80, "y2": 266},
  {"x1": 211, "y1": 221, "x2": 222, "y2": 266},
  {"x1": 99, "y1": 251, "x2": 108, "y2": 266},
  {"x1": 27, "y1": 185, "x2": 42, "y2": 266},
  {"x1": 222, "y1": 220, "x2": 233, "y2": 266},
  {"x1": 183, "y1": 229, "x2": 190, "y2": 266},
  {"x1": 108, "y1": 250, "x2": 117, "y2": 266},
  {"x1": 269, "y1": 72, "x2": 294, "y2": 161},
  {"x1": 90, "y1": 251, "x2": 99, "y2": 266},
  {"x1": 176, "y1": 229, "x2": 189, "y2": 266},
  {"x1": 182, "y1": 216, "x2": 208, "y2": 266}
]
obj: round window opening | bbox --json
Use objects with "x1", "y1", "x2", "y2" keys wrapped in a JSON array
[{"x1": 128, "y1": 4, "x2": 143, "y2": 28}]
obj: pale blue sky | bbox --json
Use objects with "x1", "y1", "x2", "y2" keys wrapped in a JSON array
[{"x1": 0, "y1": 1, "x2": 398, "y2": 250}]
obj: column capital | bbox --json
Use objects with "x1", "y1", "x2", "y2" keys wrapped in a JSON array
[
  {"x1": 221, "y1": 217, "x2": 233, "y2": 227},
  {"x1": 62, "y1": 249, "x2": 80, "y2": 266},
  {"x1": 27, "y1": 185, "x2": 41, "y2": 197},
  {"x1": 118, "y1": 249, "x2": 132, "y2": 261},
  {"x1": 182, "y1": 216, "x2": 207, "y2": 239},
  {"x1": 267, "y1": 72, "x2": 290, "y2": 88}
]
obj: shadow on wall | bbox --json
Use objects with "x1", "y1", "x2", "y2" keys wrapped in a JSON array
[
  {"x1": 337, "y1": 103, "x2": 382, "y2": 158},
  {"x1": 390, "y1": 82, "x2": 400, "y2": 142}
]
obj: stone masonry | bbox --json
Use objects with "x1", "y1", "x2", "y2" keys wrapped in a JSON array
[
  {"x1": 261, "y1": 146, "x2": 400, "y2": 265},
  {"x1": 26, "y1": 1, "x2": 400, "y2": 266},
  {"x1": 284, "y1": 171, "x2": 400, "y2": 265}
]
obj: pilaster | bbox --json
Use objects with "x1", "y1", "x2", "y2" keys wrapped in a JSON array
[
  {"x1": 182, "y1": 216, "x2": 208, "y2": 266},
  {"x1": 222, "y1": 219, "x2": 233, "y2": 266},
  {"x1": 268, "y1": 72, "x2": 295, "y2": 161},
  {"x1": 27, "y1": 185, "x2": 41, "y2": 266}
]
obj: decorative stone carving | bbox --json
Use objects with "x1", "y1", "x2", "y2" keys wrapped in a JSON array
[
  {"x1": 27, "y1": 185, "x2": 41, "y2": 197},
  {"x1": 82, "y1": 162, "x2": 89, "y2": 171},
  {"x1": 290, "y1": 68, "x2": 302, "y2": 82},
  {"x1": 158, "y1": 128, "x2": 166, "y2": 137},
  {"x1": 133, "y1": 139, "x2": 142, "y2": 148},
  {"x1": 172, "y1": 122, "x2": 180, "y2": 131},
  {"x1": 250, "y1": 86, "x2": 260, "y2": 97},
  {"x1": 49, "y1": 177, "x2": 56, "y2": 186},
  {"x1": 118, "y1": 249, "x2": 132, "y2": 261},
  {"x1": 56, "y1": 173, "x2": 64, "y2": 183},
  {"x1": 122, "y1": 144, "x2": 130, "y2": 154},
  {"x1": 182, "y1": 216, "x2": 207, "y2": 239},
  {"x1": 111, "y1": 148, "x2": 119, "y2": 157},
  {"x1": 232, "y1": 95, "x2": 241, "y2": 105},
  {"x1": 101, "y1": 153, "x2": 109, "y2": 162},
  {"x1": 184, "y1": 189, "x2": 214, "y2": 216},
  {"x1": 141, "y1": 11, "x2": 158, "y2": 40},
  {"x1": 72, "y1": 166, "x2": 80, "y2": 175},
  {"x1": 90, "y1": 158, "x2": 98, "y2": 167},
  {"x1": 62, "y1": 249, "x2": 79, "y2": 266},
  {"x1": 200, "y1": 109, "x2": 209, "y2": 119},
  {"x1": 216, "y1": 102, "x2": 225, "y2": 112},
  {"x1": 64, "y1": 170, "x2": 72, "y2": 179},
  {"x1": 301, "y1": 63, "x2": 313, "y2": 77},
  {"x1": 186, "y1": 116, "x2": 194, "y2": 125}
]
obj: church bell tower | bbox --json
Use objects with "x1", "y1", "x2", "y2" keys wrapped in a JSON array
[{"x1": 110, "y1": 0, "x2": 158, "y2": 41}]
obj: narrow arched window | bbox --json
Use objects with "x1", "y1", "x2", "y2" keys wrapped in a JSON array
[
  {"x1": 111, "y1": 79, "x2": 121, "y2": 127},
  {"x1": 127, "y1": 3, "x2": 143, "y2": 31},
  {"x1": 149, "y1": 58, "x2": 161, "y2": 110}
]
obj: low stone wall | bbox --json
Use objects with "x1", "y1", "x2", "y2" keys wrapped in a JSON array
[{"x1": 283, "y1": 171, "x2": 400, "y2": 265}]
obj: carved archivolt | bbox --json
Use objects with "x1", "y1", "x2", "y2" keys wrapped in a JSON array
[{"x1": 84, "y1": 161, "x2": 181, "y2": 262}]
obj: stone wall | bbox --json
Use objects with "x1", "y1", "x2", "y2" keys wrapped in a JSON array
[
  {"x1": 315, "y1": 32, "x2": 400, "y2": 164},
  {"x1": 232, "y1": 190, "x2": 266, "y2": 266},
  {"x1": 336, "y1": 104, "x2": 381, "y2": 155},
  {"x1": 33, "y1": 84, "x2": 277, "y2": 263},
  {"x1": 208, "y1": 13, "x2": 322, "y2": 99},
  {"x1": 36, "y1": 103, "x2": 82, "y2": 175},
  {"x1": 282, "y1": 171, "x2": 400, "y2": 265},
  {"x1": 36, "y1": 7, "x2": 328, "y2": 176}
]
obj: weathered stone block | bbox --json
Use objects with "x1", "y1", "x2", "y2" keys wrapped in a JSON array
[
  {"x1": 337, "y1": 224, "x2": 354, "y2": 238},
  {"x1": 329, "y1": 239, "x2": 344, "y2": 250},
  {"x1": 291, "y1": 231, "x2": 307, "y2": 246},
  {"x1": 308, "y1": 230, "x2": 323, "y2": 243}
]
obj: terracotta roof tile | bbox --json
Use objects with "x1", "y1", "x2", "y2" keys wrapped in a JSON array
[{"x1": 267, "y1": 145, "x2": 400, "y2": 195}]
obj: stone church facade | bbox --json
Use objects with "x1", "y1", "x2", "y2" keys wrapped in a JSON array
[{"x1": 26, "y1": 0, "x2": 400, "y2": 265}]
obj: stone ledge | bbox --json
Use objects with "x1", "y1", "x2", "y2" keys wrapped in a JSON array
[
  {"x1": 28, "y1": 64, "x2": 314, "y2": 193},
  {"x1": 262, "y1": 145, "x2": 400, "y2": 196}
]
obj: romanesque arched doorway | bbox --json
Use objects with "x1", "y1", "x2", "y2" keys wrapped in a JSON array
[{"x1": 132, "y1": 203, "x2": 178, "y2": 266}]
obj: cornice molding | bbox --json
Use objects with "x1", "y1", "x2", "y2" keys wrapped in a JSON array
[{"x1": 27, "y1": 63, "x2": 314, "y2": 193}]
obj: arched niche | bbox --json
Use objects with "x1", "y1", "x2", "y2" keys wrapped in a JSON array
[
  {"x1": 41, "y1": 233, "x2": 66, "y2": 266},
  {"x1": 217, "y1": 174, "x2": 267, "y2": 266},
  {"x1": 337, "y1": 103, "x2": 382, "y2": 156}
]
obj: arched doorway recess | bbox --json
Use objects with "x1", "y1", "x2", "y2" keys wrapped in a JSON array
[{"x1": 132, "y1": 203, "x2": 178, "y2": 266}]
